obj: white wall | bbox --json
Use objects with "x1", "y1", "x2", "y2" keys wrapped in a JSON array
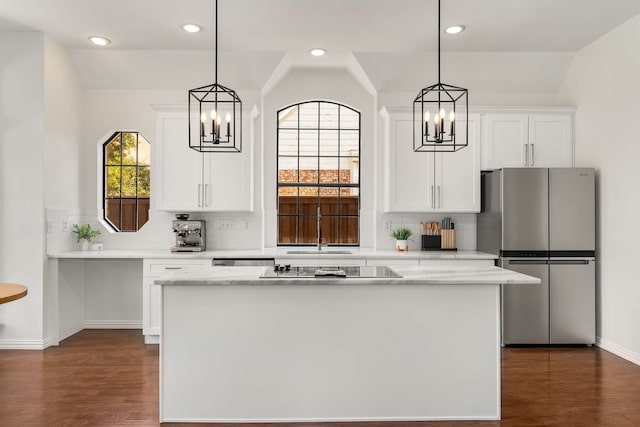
[
  {"x1": 262, "y1": 67, "x2": 376, "y2": 248},
  {"x1": 0, "y1": 32, "x2": 45, "y2": 348},
  {"x1": 558, "y1": 14, "x2": 640, "y2": 364}
]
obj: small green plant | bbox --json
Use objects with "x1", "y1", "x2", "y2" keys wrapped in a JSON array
[
  {"x1": 72, "y1": 224, "x2": 101, "y2": 242},
  {"x1": 390, "y1": 228, "x2": 413, "y2": 240}
]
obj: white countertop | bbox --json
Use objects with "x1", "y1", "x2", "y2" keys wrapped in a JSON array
[
  {"x1": 154, "y1": 265, "x2": 538, "y2": 286},
  {"x1": 48, "y1": 248, "x2": 498, "y2": 260}
]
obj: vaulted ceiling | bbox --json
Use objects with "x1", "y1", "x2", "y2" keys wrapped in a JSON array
[{"x1": 2, "y1": 0, "x2": 639, "y2": 93}]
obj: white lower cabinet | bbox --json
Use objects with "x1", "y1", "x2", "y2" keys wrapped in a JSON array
[{"x1": 142, "y1": 259, "x2": 210, "y2": 344}]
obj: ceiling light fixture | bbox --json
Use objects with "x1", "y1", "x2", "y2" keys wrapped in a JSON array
[
  {"x1": 444, "y1": 25, "x2": 465, "y2": 34},
  {"x1": 310, "y1": 48, "x2": 326, "y2": 57},
  {"x1": 88, "y1": 36, "x2": 110, "y2": 46},
  {"x1": 182, "y1": 23, "x2": 202, "y2": 33},
  {"x1": 188, "y1": 0, "x2": 242, "y2": 153},
  {"x1": 413, "y1": 0, "x2": 468, "y2": 152}
]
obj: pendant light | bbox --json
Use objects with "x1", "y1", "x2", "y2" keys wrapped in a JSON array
[
  {"x1": 188, "y1": 0, "x2": 242, "y2": 152},
  {"x1": 413, "y1": 0, "x2": 468, "y2": 152}
]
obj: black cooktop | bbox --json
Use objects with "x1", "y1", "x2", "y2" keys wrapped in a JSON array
[{"x1": 260, "y1": 265, "x2": 402, "y2": 279}]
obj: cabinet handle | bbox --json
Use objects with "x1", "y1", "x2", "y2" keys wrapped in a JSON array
[
  {"x1": 197, "y1": 184, "x2": 202, "y2": 207},
  {"x1": 164, "y1": 267, "x2": 183, "y2": 270},
  {"x1": 431, "y1": 185, "x2": 435, "y2": 209},
  {"x1": 437, "y1": 185, "x2": 441, "y2": 209},
  {"x1": 530, "y1": 143, "x2": 535, "y2": 166},
  {"x1": 204, "y1": 184, "x2": 209, "y2": 207},
  {"x1": 524, "y1": 144, "x2": 529, "y2": 166}
]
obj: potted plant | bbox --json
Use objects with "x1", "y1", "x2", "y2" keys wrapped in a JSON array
[
  {"x1": 391, "y1": 228, "x2": 413, "y2": 252},
  {"x1": 72, "y1": 224, "x2": 101, "y2": 251}
]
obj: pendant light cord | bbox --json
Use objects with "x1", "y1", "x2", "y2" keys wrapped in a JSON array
[
  {"x1": 215, "y1": 0, "x2": 218, "y2": 85},
  {"x1": 437, "y1": 0, "x2": 441, "y2": 84}
]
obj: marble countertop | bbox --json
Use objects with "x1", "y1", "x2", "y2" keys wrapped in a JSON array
[
  {"x1": 154, "y1": 265, "x2": 539, "y2": 286},
  {"x1": 47, "y1": 248, "x2": 498, "y2": 260}
]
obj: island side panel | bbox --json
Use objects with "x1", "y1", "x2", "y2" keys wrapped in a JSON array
[{"x1": 160, "y1": 283, "x2": 500, "y2": 422}]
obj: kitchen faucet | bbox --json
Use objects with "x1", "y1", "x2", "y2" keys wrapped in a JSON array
[{"x1": 317, "y1": 206, "x2": 326, "y2": 251}]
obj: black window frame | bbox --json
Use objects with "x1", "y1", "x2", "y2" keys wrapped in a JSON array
[
  {"x1": 276, "y1": 100, "x2": 361, "y2": 246},
  {"x1": 102, "y1": 131, "x2": 151, "y2": 232}
]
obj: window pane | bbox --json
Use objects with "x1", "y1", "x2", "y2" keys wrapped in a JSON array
[
  {"x1": 340, "y1": 130, "x2": 359, "y2": 156},
  {"x1": 120, "y1": 166, "x2": 137, "y2": 197},
  {"x1": 320, "y1": 214, "x2": 338, "y2": 244},
  {"x1": 278, "y1": 105, "x2": 298, "y2": 128},
  {"x1": 278, "y1": 129, "x2": 298, "y2": 156},
  {"x1": 340, "y1": 106, "x2": 359, "y2": 129},
  {"x1": 105, "y1": 166, "x2": 121, "y2": 197},
  {"x1": 122, "y1": 133, "x2": 138, "y2": 165},
  {"x1": 340, "y1": 189, "x2": 360, "y2": 215},
  {"x1": 105, "y1": 134, "x2": 121, "y2": 165},
  {"x1": 120, "y1": 198, "x2": 137, "y2": 232},
  {"x1": 319, "y1": 157, "x2": 339, "y2": 184},
  {"x1": 299, "y1": 102, "x2": 319, "y2": 129},
  {"x1": 320, "y1": 103, "x2": 339, "y2": 129},
  {"x1": 278, "y1": 187, "x2": 298, "y2": 215},
  {"x1": 138, "y1": 136, "x2": 151, "y2": 166},
  {"x1": 299, "y1": 168, "x2": 318, "y2": 187},
  {"x1": 299, "y1": 130, "x2": 318, "y2": 156},
  {"x1": 339, "y1": 157, "x2": 358, "y2": 184},
  {"x1": 339, "y1": 217, "x2": 359, "y2": 244},
  {"x1": 298, "y1": 216, "x2": 318, "y2": 244},
  {"x1": 138, "y1": 166, "x2": 150, "y2": 196},
  {"x1": 278, "y1": 158, "x2": 299, "y2": 183},
  {"x1": 319, "y1": 130, "x2": 338, "y2": 156},
  {"x1": 319, "y1": 187, "x2": 339, "y2": 198},
  {"x1": 299, "y1": 195, "x2": 318, "y2": 215},
  {"x1": 278, "y1": 215, "x2": 298, "y2": 244},
  {"x1": 106, "y1": 198, "x2": 121, "y2": 229}
]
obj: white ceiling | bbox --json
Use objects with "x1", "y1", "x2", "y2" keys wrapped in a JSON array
[{"x1": 1, "y1": 0, "x2": 639, "y2": 92}]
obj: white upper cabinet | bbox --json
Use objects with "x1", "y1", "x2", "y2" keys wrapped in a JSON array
[
  {"x1": 382, "y1": 107, "x2": 480, "y2": 213},
  {"x1": 155, "y1": 106, "x2": 256, "y2": 212},
  {"x1": 482, "y1": 112, "x2": 573, "y2": 170}
]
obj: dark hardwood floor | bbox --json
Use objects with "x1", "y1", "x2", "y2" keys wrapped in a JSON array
[{"x1": 1, "y1": 330, "x2": 639, "y2": 426}]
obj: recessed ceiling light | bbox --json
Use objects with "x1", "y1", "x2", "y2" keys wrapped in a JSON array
[
  {"x1": 88, "y1": 36, "x2": 111, "y2": 46},
  {"x1": 444, "y1": 25, "x2": 465, "y2": 35},
  {"x1": 310, "y1": 48, "x2": 326, "y2": 57},
  {"x1": 182, "y1": 23, "x2": 202, "y2": 33}
]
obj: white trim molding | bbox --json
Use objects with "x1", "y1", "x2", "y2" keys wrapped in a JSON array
[
  {"x1": 84, "y1": 321, "x2": 142, "y2": 329},
  {"x1": 0, "y1": 337, "x2": 53, "y2": 350},
  {"x1": 596, "y1": 336, "x2": 640, "y2": 367}
]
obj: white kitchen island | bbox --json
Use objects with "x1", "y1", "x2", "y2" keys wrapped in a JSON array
[{"x1": 156, "y1": 265, "x2": 539, "y2": 423}]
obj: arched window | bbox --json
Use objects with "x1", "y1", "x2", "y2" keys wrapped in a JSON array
[
  {"x1": 103, "y1": 132, "x2": 150, "y2": 232},
  {"x1": 277, "y1": 101, "x2": 360, "y2": 246}
]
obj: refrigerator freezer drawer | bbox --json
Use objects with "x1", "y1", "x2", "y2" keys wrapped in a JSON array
[{"x1": 549, "y1": 259, "x2": 596, "y2": 344}]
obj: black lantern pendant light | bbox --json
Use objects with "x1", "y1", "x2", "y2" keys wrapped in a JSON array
[
  {"x1": 188, "y1": 0, "x2": 242, "y2": 152},
  {"x1": 413, "y1": 0, "x2": 468, "y2": 152}
]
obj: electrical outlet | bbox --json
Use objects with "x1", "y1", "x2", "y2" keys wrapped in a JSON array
[
  {"x1": 218, "y1": 220, "x2": 235, "y2": 231},
  {"x1": 47, "y1": 220, "x2": 55, "y2": 233},
  {"x1": 62, "y1": 220, "x2": 69, "y2": 232},
  {"x1": 383, "y1": 220, "x2": 392, "y2": 232}
]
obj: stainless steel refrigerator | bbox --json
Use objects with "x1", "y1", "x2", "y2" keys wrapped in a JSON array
[{"x1": 477, "y1": 168, "x2": 596, "y2": 345}]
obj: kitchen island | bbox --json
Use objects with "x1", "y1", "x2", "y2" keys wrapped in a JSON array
[{"x1": 156, "y1": 265, "x2": 539, "y2": 423}]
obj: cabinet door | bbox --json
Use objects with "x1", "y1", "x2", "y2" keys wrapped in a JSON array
[
  {"x1": 203, "y1": 106, "x2": 255, "y2": 211},
  {"x1": 482, "y1": 114, "x2": 528, "y2": 169},
  {"x1": 383, "y1": 110, "x2": 434, "y2": 212},
  {"x1": 528, "y1": 114, "x2": 573, "y2": 167},
  {"x1": 436, "y1": 114, "x2": 481, "y2": 212},
  {"x1": 156, "y1": 113, "x2": 204, "y2": 211}
]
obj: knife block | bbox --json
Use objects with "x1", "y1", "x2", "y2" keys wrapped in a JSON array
[
  {"x1": 441, "y1": 230, "x2": 457, "y2": 250},
  {"x1": 421, "y1": 235, "x2": 441, "y2": 251}
]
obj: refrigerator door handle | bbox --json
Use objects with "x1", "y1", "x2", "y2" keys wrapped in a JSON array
[
  {"x1": 523, "y1": 144, "x2": 529, "y2": 166},
  {"x1": 431, "y1": 185, "x2": 435, "y2": 209},
  {"x1": 508, "y1": 260, "x2": 548, "y2": 265},
  {"x1": 530, "y1": 143, "x2": 535, "y2": 166},
  {"x1": 548, "y1": 259, "x2": 591, "y2": 265}
]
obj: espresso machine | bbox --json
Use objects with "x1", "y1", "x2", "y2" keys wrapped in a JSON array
[{"x1": 171, "y1": 214, "x2": 206, "y2": 252}]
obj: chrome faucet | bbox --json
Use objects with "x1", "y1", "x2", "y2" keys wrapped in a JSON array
[{"x1": 317, "y1": 206, "x2": 326, "y2": 251}]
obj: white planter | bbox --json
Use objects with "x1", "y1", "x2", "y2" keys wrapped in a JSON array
[
  {"x1": 395, "y1": 239, "x2": 408, "y2": 252},
  {"x1": 79, "y1": 239, "x2": 90, "y2": 251}
]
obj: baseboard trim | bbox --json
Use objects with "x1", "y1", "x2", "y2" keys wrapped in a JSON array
[
  {"x1": 0, "y1": 339, "x2": 49, "y2": 350},
  {"x1": 596, "y1": 336, "x2": 640, "y2": 367},
  {"x1": 84, "y1": 321, "x2": 142, "y2": 329}
]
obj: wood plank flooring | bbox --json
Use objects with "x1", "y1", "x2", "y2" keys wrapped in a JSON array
[{"x1": 1, "y1": 330, "x2": 639, "y2": 426}]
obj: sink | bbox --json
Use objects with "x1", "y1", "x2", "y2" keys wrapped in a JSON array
[{"x1": 286, "y1": 250, "x2": 353, "y2": 255}]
